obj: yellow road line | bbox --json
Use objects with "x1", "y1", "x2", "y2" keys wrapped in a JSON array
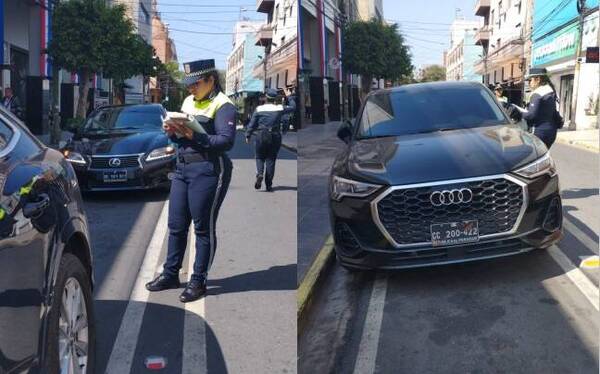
[{"x1": 297, "y1": 235, "x2": 335, "y2": 319}]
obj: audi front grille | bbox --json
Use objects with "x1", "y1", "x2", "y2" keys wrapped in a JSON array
[
  {"x1": 89, "y1": 155, "x2": 142, "y2": 169},
  {"x1": 371, "y1": 175, "x2": 528, "y2": 248}
]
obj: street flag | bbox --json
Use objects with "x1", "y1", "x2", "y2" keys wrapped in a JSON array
[
  {"x1": 40, "y1": 0, "x2": 52, "y2": 77},
  {"x1": 317, "y1": 0, "x2": 326, "y2": 77}
]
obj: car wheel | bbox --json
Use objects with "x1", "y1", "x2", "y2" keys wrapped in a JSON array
[{"x1": 45, "y1": 253, "x2": 96, "y2": 374}]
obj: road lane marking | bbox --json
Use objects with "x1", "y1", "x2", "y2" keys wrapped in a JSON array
[
  {"x1": 105, "y1": 201, "x2": 170, "y2": 373},
  {"x1": 182, "y1": 234, "x2": 208, "y2": 374},
  {"x1": 563, "y1": 218, "x2": 599, "y2": 254},
  {"x1": 548, "y1": 245, "x2": 599, "y2": 311},
  {"x1": 580, "y1": 256, "x2": 599, "y2": 269},
  {"x1": 353, "y1": 274, "x2": 388, "y2": 374}
]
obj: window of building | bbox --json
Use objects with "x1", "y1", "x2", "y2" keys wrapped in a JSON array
[
  {"x1": 281, "y1": 36, "x2": 285, "y2": 46},
  {"x1": 276, "y1": 73, "x2": 280, "y2": 88},
  {"x1": 285, "y1": 70, "x2": 289, "y2": 85}
]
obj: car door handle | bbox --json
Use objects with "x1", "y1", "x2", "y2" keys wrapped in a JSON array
[{"x1": 23, "y1": 193, "x2": 50, "y2": 219}]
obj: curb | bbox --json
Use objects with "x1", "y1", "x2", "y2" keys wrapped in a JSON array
[
  {"x1": 555, "y1": 137, "x2": 599, "y2": 153},
  {"x1": 297, "y1": 235, "x2": 335, "y2": 324},
  {"x1": 281, "y1": 142, "x2": 297, "y2": 153}
]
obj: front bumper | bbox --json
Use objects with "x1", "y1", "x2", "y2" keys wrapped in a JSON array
[
  {"x1": 330, "y1": 173, "x2": 563, "y2": 270},
  {"x1": 70, "y1": 156, "x2": 175, "y2": 191}
]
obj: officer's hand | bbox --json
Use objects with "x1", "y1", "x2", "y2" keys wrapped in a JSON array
[
  {"x1": 162, "y1": 121, "x2": 176, "y2": 136},
  {"x1": 245, "y1": 137, "x2": 250, "y2": 144},
  {"x1": 176, "y1": 124, "x2": 194, "y2": 140}
]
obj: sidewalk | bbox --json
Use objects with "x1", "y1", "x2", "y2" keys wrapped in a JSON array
[
  {"x1": 556, "y1": 129, "x2": 599, "y2": 153},
  {"x1": 297, "y1": 122, "x2": 344, "y2": 284},
  {"x1": 282, "y1": 131, "x2": 297, "y2": 152}
]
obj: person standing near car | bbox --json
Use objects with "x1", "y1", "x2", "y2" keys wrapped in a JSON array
[
  {"x1": 146, "y1": 59, "x2": 236, "y2": 302},
  {"x1": 2, "y1": 88, "x2": 23, "y2": 119},
  {"x1": 245, "y1": 88, "x2": 296, "y2": 191},
  {"x1": 494, "y1": 84, "x2": 508, "y2": 104},
  {"x1": 513, "y1": 67, "x2": 563, "y2": 149}
]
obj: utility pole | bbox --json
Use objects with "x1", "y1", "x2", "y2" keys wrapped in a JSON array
[{"x1": 570, "y1": 0, "x2": 587, "y2": 130}]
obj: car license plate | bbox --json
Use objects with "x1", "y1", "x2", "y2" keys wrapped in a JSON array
[
  {"x1": 431, "y1": 220, "x2": 479, "y2": 247},
  {"x1": 102, "y1": 170, "x2": 127, "y2": 183}
]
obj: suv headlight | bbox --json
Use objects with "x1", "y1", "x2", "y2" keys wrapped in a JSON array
[
  {"x1": 63, "y1": 150, "x2": 87, "y2": 165},
  {"x1": 513, "y1": 152, "x2": 556, "y2": 178},
  {"x1": 146, "y1": 146, "x2": 175, "y2": 162},
  {"x1": 331, "y1": 176, "x2": 382, "y2": 201}
]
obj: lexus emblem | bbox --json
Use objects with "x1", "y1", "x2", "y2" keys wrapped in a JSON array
[
  {"x1": 430, "y1": 188, "x2": 473, "y2": 206},
  {"x1": 108, "y1": 158, "x2": 122, "y2": 167}
]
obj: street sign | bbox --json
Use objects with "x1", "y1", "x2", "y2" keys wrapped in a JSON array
[
  {"x1": 586, "y1": 47, "x2": 599, "y2": 63},
  {"x1": 328, "y1": 57, "x2": 341, "y2": 70}
]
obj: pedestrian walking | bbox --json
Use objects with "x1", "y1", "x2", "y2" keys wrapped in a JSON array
[
  {"x1": 2, "y1": 88, "x2": 23, "y2": 119},
  {"x1": 512, "y1": 67, "x2": 563, "y2": 149},
  {"x1": 146, "y1": 59, "x2": 236, "y2": 302},
  {"x1": 304, "y1": 93, "x2": 311, "y2": 120},
  {"x1": 245, "y1": 88, "x2": 296, "y2": 192}
]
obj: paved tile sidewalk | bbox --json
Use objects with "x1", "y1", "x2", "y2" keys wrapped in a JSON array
[
  {"x1": 556, "y1": 129, "x2": 599, "y2": 153},
  {"x1": 297, "y1": 122, "x2": 344, "y2": 283}
]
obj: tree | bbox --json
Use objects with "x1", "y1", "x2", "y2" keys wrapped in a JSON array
[
  {"x1": 419, "y1": 65, "x2": 446, "y2": 83},
  {"x1": 48, "y1": 0, "x2": 156, "y2": 119},
  {"x1": 343, "y1": 20, "x2": 413, "y2": 99}
]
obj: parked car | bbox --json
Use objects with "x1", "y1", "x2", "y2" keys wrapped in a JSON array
[
  {"x1": 62, "y1": 104, "x2": 175, "y2": 191},
  {"x1": 330, "y1": 81, "x2": 563, "y2": 270},
  {"x1": 0, "y1": 106, "x2": 95, "y2": 372}
]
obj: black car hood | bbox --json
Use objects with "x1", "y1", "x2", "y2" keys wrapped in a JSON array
[
  {"x1": 345, "y1": 125, "x2": 547, "y2": 185},
  {"x1": 70, "y1": 130, "x2": 169, "y2": 155}
]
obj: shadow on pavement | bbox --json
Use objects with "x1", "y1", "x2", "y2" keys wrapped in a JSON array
[
  {"x1": 207, "y1": 264, "x2": 296, "y2": 295},
  {"x1": 563, "y1": 205, "x2": 599, "y2": 246},
  {"x1": 95, "y1": 300, "x2": 228, "y2": 374},
  {"x1": 561, "y1": 188, "x2": 599, "y2": 200},
  {"x1": 270, "y1": 185, "x2": 297, "y2": 192}
]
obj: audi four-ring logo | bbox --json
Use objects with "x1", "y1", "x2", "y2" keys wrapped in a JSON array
[
  {"x1": 430, "y1": 188, "x2": 473, "y2": 206},
  {"x1": 108, "y1": 158, "x2": 122, "y2": 167}
]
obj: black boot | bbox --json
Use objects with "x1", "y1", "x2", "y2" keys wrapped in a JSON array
[
  {"x1": 254, "y1": 174, "x2": 263, "y2": 190},
  {"x1": 180, "y1": 279, "x2": 207, "y2": 302},
  {"x1": 146, "y1": 273, "x2": 181, "y2": 292}
]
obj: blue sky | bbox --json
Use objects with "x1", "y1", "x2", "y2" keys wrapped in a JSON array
[
  {"x1": 383, "y1": 0, "x2": 479, "y2": 69},
  {"x1": 155, "y1": 1, "x2": 266, "y2": 69}
]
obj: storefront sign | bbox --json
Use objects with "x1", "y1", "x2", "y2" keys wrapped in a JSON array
[
  {"x1": 581, "y1": 11, "x2": 599, "y2": 51},
  {"x1": 532, "y1": 22, "x2": 579, "y2": 66}
]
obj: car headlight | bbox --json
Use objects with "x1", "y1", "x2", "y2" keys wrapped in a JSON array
[
  {"x1": 146, "y1": 146, "x2": 175, "y2": 162},
  {"x1": 513, "y1": 152, "x2": 556, "y2": 178},
  {"x1": 331, "y1": 176, "x2": 382, "y2": 201},
  {"x1": 62, "y1": 150, "x2": 87, "y2": 165}
]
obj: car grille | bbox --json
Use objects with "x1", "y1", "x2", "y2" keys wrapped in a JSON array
[
  {"x1": 90, "y1": 155, "x2": 141, "y2": 169},
  {"x1": 375, "y1": 177, "x2": 525, "y2": 247}
]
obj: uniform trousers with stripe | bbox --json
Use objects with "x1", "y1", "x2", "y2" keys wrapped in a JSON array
[{"x1": 163, "y1": 156, "x2": 233, "y2": 282}]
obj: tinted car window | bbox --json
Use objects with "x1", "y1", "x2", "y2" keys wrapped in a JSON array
[
  {"x1": 83, "y1": 106, "x2": 164, "y2": 133},
  {"x1": 0, "y1": 119, "x2": 14, "y2": 151},
  {"x1": 358, "y1": 85, "x2": 507, "y2": 138}
]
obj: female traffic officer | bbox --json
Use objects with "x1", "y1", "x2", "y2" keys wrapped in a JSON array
[
  {"x1": 514, "y1": 67, "x2": 563, "y2": 149},
  {"x1": 146, "y1": 59, "x2": 236, "y2": 302}
]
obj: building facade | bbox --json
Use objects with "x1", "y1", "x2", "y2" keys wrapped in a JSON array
[
  {"x1": 445, "y1": 19, "x2": 483, "y2": 82},
  {"x1": 226, "y1": 22, "x2": 265, "y2": 123},
  {"x1": 254, "y1": 0, "x2": 298, "y2": 92},
  {"x1": 530, "y1": 0, "x2": 599, "y2": 130},
  {"x1": 474, "y1": 0, "x2": 531, "y2": 104},
  {"x1": 149, "y1": 1, "x2": 178, "y2": 105}
]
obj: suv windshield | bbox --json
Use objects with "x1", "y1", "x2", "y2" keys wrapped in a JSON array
[
  {"x1": 357, "y1": 84, "x2": 508, "y2": 138},
  {"x1": 83, "y1": 106, "x2": 164, "y2": 133}
]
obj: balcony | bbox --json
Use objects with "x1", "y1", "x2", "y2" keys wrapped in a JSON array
[
  {"x1": 257, "y1": 0, "x2": 275, "y2": 13},
  {"x1": 474, "y1": 0, "x2": 490, "y2": 16},
  {"x1": 474, "y1": 26, "x2": 490, "y2": 46},
  {"x1": 255, "y1": 25, "x2": 273, "y2": 47}
]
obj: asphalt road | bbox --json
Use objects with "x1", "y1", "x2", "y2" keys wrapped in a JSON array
[
  {"x1": 299, "y1": 143, "x2": 599, "y2": 374},
  {"x1": 85, "y1": 132, "x2": 297, "y2": 373}
]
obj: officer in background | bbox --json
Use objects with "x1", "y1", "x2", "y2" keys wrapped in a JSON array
[
  {"x1": 245, "y1": 88, "x2": 296, "y2": 192},
  {"x1": 146, "y1": 59, "x2": 236, "y2": 302},
  {"x1": 494, "y1": 84, "x2": 508, "y2": 104}
]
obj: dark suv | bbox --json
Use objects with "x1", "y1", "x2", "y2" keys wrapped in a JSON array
[
  {"x1": 330, "y1": 82, "x2": 562, "y2": 270},
  {"x1": 0, "y1": 107, "x2": 95, "y2": 372}
]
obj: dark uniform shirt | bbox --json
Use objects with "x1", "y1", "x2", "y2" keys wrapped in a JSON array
[
  {"x1": 245, "y1": 97, "x2": 296, "y2": 138},
  {"x1": 522, "y1": 85, "x2": 557, "y2": 130},
  {"x1": 170, "y1": 91, "x2": 237, "y2": 159}
]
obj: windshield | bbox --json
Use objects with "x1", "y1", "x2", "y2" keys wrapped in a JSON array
[
  {"x1": 357, "y1": 84, "x2": 508, "y2": 138},
  {"x1": 83, "y1": 106, "x2": 164, "y2": 133}
]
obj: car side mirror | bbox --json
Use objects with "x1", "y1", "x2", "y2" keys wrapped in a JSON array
[{"x1": 337, "y1": 121, "x2": 353, "y2": 144}]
